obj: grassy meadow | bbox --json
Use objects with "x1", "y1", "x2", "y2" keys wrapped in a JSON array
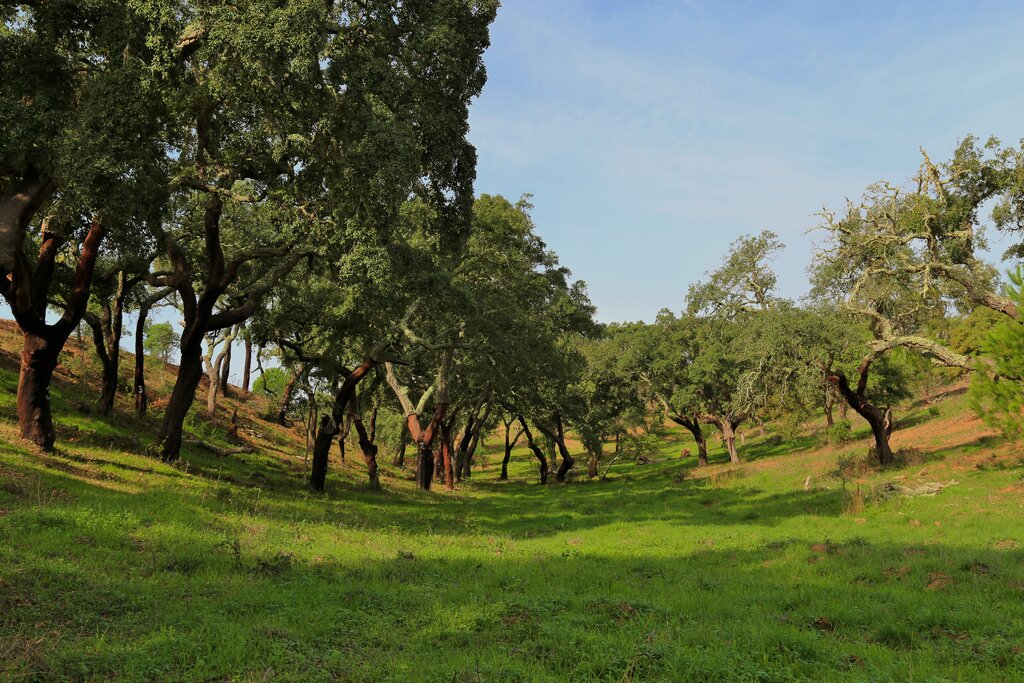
[{"x1": 1, "y1": 322, "x2": 1023, "y2": 682}]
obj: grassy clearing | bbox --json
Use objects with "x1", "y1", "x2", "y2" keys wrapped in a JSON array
[{"x1": 1, "y1": 327, "x2": 1023, "y2": 681}]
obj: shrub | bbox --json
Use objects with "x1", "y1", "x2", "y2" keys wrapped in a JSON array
[{"x1": 821, "y1": 420, "x2": 853, "y2": 446}]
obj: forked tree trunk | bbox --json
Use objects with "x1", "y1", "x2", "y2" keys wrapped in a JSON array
[
  {"x1": 309, "y1": 360, "x2": 376, "y2": 491},
  {"x1": 154, "y1": 193, "x2": 305, "y2": 461},
  {"x1": 518, "y1": 417, "x2": 548, "y2": 484},
  {"x1": 704, "y1": 413, "x2": 742, "y2": 464},
  {"x1": 384, "y1": 350, "x2": 453, "y2": 492},
  {"x1": 536, "y1": 413, "x2": 574, "y2": 481},
  {"x1": 2, "y1": 217, "x2": 104, "y2": 451},
  {"x1": 500, "y1": 420, "x2": 523, "y2": 481}
]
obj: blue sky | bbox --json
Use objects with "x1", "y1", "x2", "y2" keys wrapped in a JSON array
[{"x1": 467, "y1": 0, "x2": 1024, "y2": 322}]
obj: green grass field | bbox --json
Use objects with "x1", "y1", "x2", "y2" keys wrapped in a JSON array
[{"x1": 1, "y1": 331, "x2": 1023, "y2": 681}]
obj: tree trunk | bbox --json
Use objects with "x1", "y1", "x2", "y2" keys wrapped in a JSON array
[
  {"x1": 309, "y1": 360, "x2": 375, "y2": 491},
  {"x1": 454, "y1": 417, "x2": 474, "y2": 482},
  {"x1": 219, "y1": 337, "x2": 232, "y2": 395},
  {"x1": 133, "y1": 287, "x2": 171, "y2": 416},
  {"x1": 16, "y1": 330, "x2": 62, "y2": 450},
  {"x1": 587, "y1": 450, "x2": 600, "y2": 478},
  {"x1": 84, "y1": 308, "x2": 118, "y2": 416},
  {"x1": 350, "y1": 406, "x2": 380, "y2": 491},
  {"x1": 499, "y1": 420, "x2": 522, "y2": 481},
  {"x1": 277, "y1": 364, "x2": 304, "y2": 425},
  {"x1": 721, "y1": 421, "x2": 740, "y2": 464},
  {"x1": 501, "y1": 441, "x2": 512, "y2": 480},
  {"x1": 440, "y1": 422, "x2": 455, "y2": 490},
  {"x1": 463, "y1": 403, "x2": 491, "y2": 479},
  {"x1": 519, "y1": 417, "x2": 549, "y2": 484},
  {"x1": 3, "y1": 216, "x2": 104, "y2": 451},
  {"x1": 241, "y1": 336, "x2": 253, "y2": 393},
  {"x1": 157, "y1": 333, "x2": 205, "y2": 460},
  {"x1": 537, "y1": 414, "x2": 574, "y2": 482},
  {"x1": 825, "y1": 402, "x2": 834, "y2": 428},
  {"x1": 827, "y1": 367, "x2": 894, "y2": 466},
  {"x1": 415, "y1": 441, "x2": 434, "y2": 490},
  {"x1": 393, "y1": 428, "x2": 408, "y2": 467}
]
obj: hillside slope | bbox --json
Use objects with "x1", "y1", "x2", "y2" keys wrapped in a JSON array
[{"x1": 1, "y1": 322, "x2": 1023, "y2": 681}]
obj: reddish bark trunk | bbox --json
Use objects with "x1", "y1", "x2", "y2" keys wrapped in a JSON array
[
  {"x1": 3, "y1": 217, "x2": 104, "y2": 451},
  {"x1": 351, "y1": 408, "x2": 380, "y2": 491},
  {"x1": 16, "y1": 330, "x2": 62, "y2": 450}
]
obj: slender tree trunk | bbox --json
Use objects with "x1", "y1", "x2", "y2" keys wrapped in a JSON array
[
  {"x1": 393, "y1": 427, "x2": 408, "y2": 467},
  {"x1": 350, "y1": 404, "x2": 380, "y2": 491},
  {"x1": 454, "y1": 417, "x2": 474, "y2": 482},
  {"x1": 133, "y1": 287, "x2": 171, "y2": 416},
  {"x1": 440, "y1": 422, "x2": 455, "y2": 490},
  {"x1": 85, "y1": 308, "x2": 118, "y2": 416},
  {"x1": 519, "y1": 417, "x2": 549, "y2": 484},
  {"x1": 721, "y1": 421, "x2": 740, "y2": 464},
  {"x1": 825, "y1": 402, "x2": 834, "y2": 428},
  {"x1": 463, "y1": 402, "x2": 491, "y2": 479},
  {"x1": 501, "y1": 427, "x2": 513, "y2": 480},
  {"x1": 587, "y1": 449, "x2": 600, "y2": 478},
  {"x1": 241, "y1": 336, "x2": 253, "y2": 393},
  {"x1": 219, "y1": 336, "x2": 232, "y2": 395},
  {"x1": 277, "y1": 363, "x2": 304, "y2": 425}
]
